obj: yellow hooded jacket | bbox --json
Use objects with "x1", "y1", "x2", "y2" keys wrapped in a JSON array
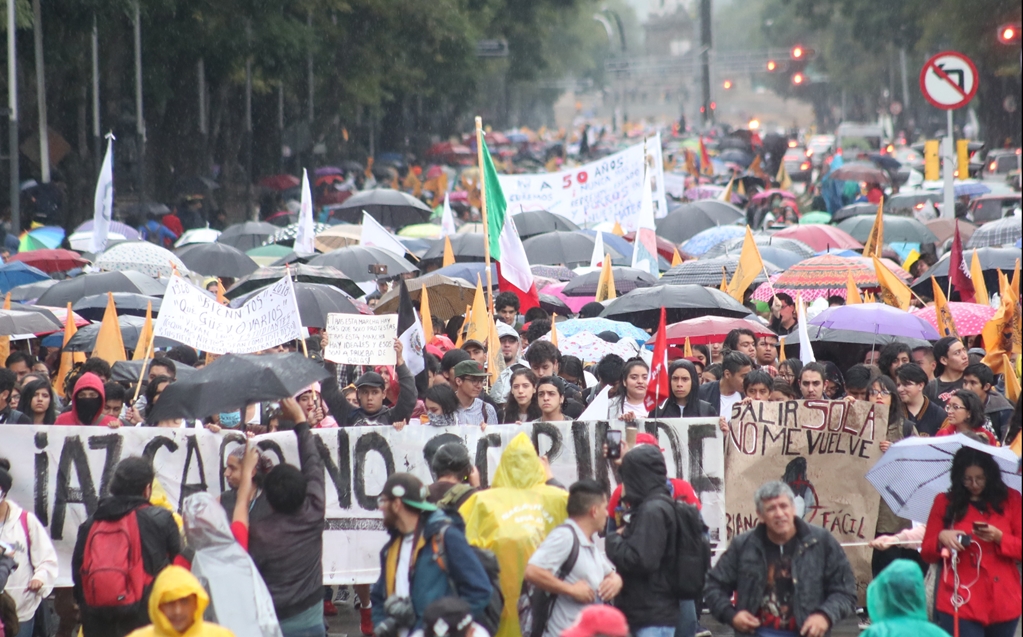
[
  {"x1": 459, "y1": 433, "x2": 568, "y2": 637},
  {"x1": 126, "y1": 566, "x2": 235, "y2": 637}
]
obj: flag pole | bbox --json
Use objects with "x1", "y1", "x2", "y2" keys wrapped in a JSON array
[{"x1": 475, "y1": 116, "x2": 495, "y2": 317}]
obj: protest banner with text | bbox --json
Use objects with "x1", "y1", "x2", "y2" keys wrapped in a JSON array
[
  {"x1": 153, "y1": 275, "x2": 303, "y2": 354},
  {"x1": 725, "y1": 400, "x2": 885, "y2": 602},
  {"x1": 324, "y1": 314, "x2": 399, "y2": 366},
  {"x1": 1, "y1": 418, "x2": 722, "y2": 586}
]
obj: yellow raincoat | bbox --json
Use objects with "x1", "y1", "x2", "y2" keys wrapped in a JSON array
[
  {"x1": 459, "y1": 433, "x2": 568, "y2": 637},
  {"x1": 126, "y1": 566, "x2": 235, "y2": 637}
]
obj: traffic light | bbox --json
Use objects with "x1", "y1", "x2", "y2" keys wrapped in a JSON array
[
  {"x1": 722, "y1": 79, "x2": 733, "y2": 90},
  {"x1": 791, "y1": 45, "x2": 805, "y2": 60},
  {"x1": 998, "y1": 23, "x2": 1022, "y2": 44},
  {"x1": 792, "y1": 72, "x2": 805, "y2": 85},
  {"x1": 767, "y1": 60, "x2": 777, "y2": 72}
]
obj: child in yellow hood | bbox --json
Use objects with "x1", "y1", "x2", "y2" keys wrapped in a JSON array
[{"x1": 127, "y1": 565, "x2": 235, "y2": 637}]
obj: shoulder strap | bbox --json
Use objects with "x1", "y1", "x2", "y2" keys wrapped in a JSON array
[
  {"x1": 18, "y1": 511, "x2": 33, "y2": 572},
  {"x1": 555, "y1": 524, "x2": 581, "y2": 580}
]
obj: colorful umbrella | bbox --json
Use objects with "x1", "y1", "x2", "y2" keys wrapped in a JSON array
[
  {"x1": 808, "y1": 303, "x2": 940, "y2": 340},
  {"x1": 538, "y1": 330, "x2": 640, "y2": 363},
  {"x1": 662, "y1": 316, "x2": 775, "y2": 346},
  {"x1": 95, "y1": 242, "x2": 187, "y2": 278},
  {"x1": 555, "y1": 317, "x2": 651, "y2": 344},
  {"x1": 751, "y1": 273, "x2": 852, "y2": 303},
  {"x1": 680, "y1": 225, "x2": 746, "y2": 256},
  {"x1": 0, "y1": 261, "x2": 50, "y2": 295},
  {"x1": 19, "y1": 226, "x2": 65, "y2": 251},
  {"x1": 910, "y1": 302, "x2": 996, "y2": 337},
  {"x1": 774, "y1": 254, "x2": 882, "y2": 290},
  {"x1": 7, "y1": 248, "x2": 90, "y2": 274},
  {"x1": 772, "y1": 224, "x2": 863, "y2": 252}
]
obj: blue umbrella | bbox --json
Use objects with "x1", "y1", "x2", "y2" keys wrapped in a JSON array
[
  {"x1": 556, "y1": 318, "x2": 650, "y2": 344},
  {"x1": 0, "y1": 261, "x2": 51, "y2": 295},
  {"x1": 681, "y1": 225, "x2": 745, "y2": 256},
  {"x1": 953, "y1": 182, "x2": 990, "y2": 197},
  {"x1": 430, "y1": 262, "x2": 497, "y2": 285},
  {"x1": 814, "y1": 248, "x2": 859, "y2": 258}
]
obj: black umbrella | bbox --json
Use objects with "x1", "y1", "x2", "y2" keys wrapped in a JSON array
[
  {"x1": 837, "y1": 215, "x2": 939, "y2": 244},
  {"x1": 226, "y1": 264, "x2": 363, "y2": 299},
  {"x1": 4, "y1": 304, "x2": 61, "y2": 326},
  {"x1": 782, "y1": 328, "x2": 929, "y2": 372},
  {"x1": 661, "y1": 256, "x2": 780, "y2": 287},
  {"x1": 656, "y1": 203, "x2": 744, "y2": 244},
  {"x1": 561, "y1": 267, "x2": 658, "y2": 297},
  {"x1": 308, "y1": 246, "x2": 418, "y2": 283},
  {"x1": 328, "y1": 189, "x2": 433, "y2": 228},
  {"x1": 231, "y1": 282, "x2": 364, "y2": 328},
  {"x1": 422, "y1": 235, "x2": 486, "y2": 263},
  {"x1": 217, "y1": 221, "x2": 282, "y2": 251},
  {"x1": 176, "y1": 242, "x2": 259, "y2": 277},
  {"x1": 148, "y1": 353, "x2": 330, "y2": 422},
  {"x1": 64, "y1": 315, "x2": 181, "y2": 352},
  {"x1": 8, "y1": 278, "x2": 59, "y2": 302},
  {"x1": 36, "y1": 271, "x2": 167, "y2": 306},
  {"x1": 832, "y1": 203, "x2": 878, "y2": 223},
  {"x1": 538, "y1": 293, "x2": 571, "y2": 316},
  {"x1": 910, "y1": 247, "x2": 1020, "y2": 299},
  {"x1": 522, "y1": 232, "x2": 620, "y2": 268},
  {"x1": 0, "y1": 309, "x2": 61, "y2": 336},
  {"x1": 510, "y1": 210, "x2": 580, "y2": 239},
  {"x1": 111, "y1": 359, "x2": 198, "y2": 384},
  {"x1": 600, "y1": 284, "x2": 753, "y2": 329},
  {"x1": 118, "y1": 202, "x2": 171, "y2": 217},
  {"x1": 72, "y1": 293, "x2": 162, "y2": 321}
]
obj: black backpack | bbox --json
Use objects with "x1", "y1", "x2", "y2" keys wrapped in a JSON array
[
  {"x1": 656, "y1": 494, "x2": 712, "y2": 600},
  {"x1": 518, "y1": 524, "x2": 580, "y2": 637},
  {"x1": 432, "y1": 523, "x2": 504, "y2": 635}
]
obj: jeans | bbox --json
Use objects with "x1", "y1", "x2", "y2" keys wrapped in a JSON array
[
  {"x1": 675, "y1": 600, "x2": 697, "y2": 637},
  {"x1": 15, "y1": 617, "x2": 34, "y2": 637},
  {"x1": 936, "y1": 612, "x2": 1020, "y2": 637},
  {"x1": 279, "y1": 601, "x2": 327, "y2": 637},
  {"x1": 635, "y1": 627, "x2": 676, "y2": 637}
]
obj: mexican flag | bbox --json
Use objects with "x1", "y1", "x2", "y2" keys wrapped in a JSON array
[{"x1": 482, "y1": 138, "x2": 540, "y2": 311}]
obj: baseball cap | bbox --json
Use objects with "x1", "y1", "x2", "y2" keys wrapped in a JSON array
[
  {"x1": 635, "y1": 432, "x2": 664, "y2": 451},
  {"x1": 461, "y1": 339, "x2": 485, "y2": 351},
  {"x1": 431, "y1": 442, "x2": 472, "y2": 477},
  {"x1": 422, "y1": 597, "x2": 474, "y2": 637},
  {"x1": 381, "y1": 473, "x2": 437, "y2": 512},
  {"x1": 561, "y1": 605, "x2": 629, "y2": 637},
  {"x1": 496, "y1": 322, "x2": 519, "y2": 341},
  {"x1": 441, "y1": 349, "x2": 471, "y2": 372},
  {"x1": 354, "y1": 371, "x2": 386, "y2": 389},
  {"x1": 453, "y1": 360, "x2": 488, "y2": 378}
]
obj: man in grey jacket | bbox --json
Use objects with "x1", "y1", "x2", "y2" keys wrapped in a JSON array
[{"x1": 704, "y1": 481, "x2": 856, "y2": 637}]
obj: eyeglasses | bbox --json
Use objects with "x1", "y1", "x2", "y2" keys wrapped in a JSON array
[
  {"x1": 868, "y1": 389, "x2": 891, "y2": 397},
  {"x1": 945, "y1": 404, "x2": 967, "y2": 412},
  {"x1": 962, "y1": 476, "x2": 986, "y2": 486},
  {"x1": 461, "y1": 376, "x2": 485, "y2": 385}
]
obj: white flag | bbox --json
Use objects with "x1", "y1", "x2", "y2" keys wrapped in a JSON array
[
  {"x1": 440, "y1": 193, "x2": 457, "y2": 237},
  {"x1": 590, "y1": 230, "x2": 605, "y2": 268},
  {"x1": 796, "y1": 293, "x2": 816, "y2": 365},
  {"x1": 631, "y1": 169, "x2": 659, "y2": 277},
  {"x1": 360, "y1": 211, "x2": 407, "y2": 257},
  {"x1": 91, "y1": 135, "x2": 115, "y2": 254},
  {"x1": 294, "y1": 168, "x2": 316, "y2": 254}
]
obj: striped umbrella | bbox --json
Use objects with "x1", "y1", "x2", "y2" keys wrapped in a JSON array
[
  {"x1": 967, "y1": 215, "x2": 1021, "y2": 248},
  {"x1": 662, "y1": 256, "x2": 780, "y2": 287},
  {"x1": 94, "y1": 242, "x2": 186, "y2": 279},
  {"x1": 773, "y1": 254, "x2": 880, "y2": 290},
  {"x1": 751, "y1": 273, "x2": 850, "y2": 303}
]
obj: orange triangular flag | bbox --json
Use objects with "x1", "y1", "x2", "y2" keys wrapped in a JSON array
[
  {"x1": 719, "y1": 268, "x2": 729, "y2": 292},
  {"x1": 216, "y1": 279, "x2": 227, "y2": 305},
  {"x1": 862, "y1": 197, "x2": 884, "y2": 258},
  {"x1": 683, "y1": 336, "x2": 693, "y2": 358},
  {"x1": 454, "y1": 304, "x2": 470, "y2": 349},
  {"x1": 421, "y1": 286, "x2": 434, "y2": 344},
  {"x1": 442, "y1": 236, "x2": 456, "y2": 267},
  {"x1": 0, "y1": 293, "x2": 10, "y2": 366},
  {"x1": 1011, "y1": 259, "x2": 1020, "y2": 295},
  {"x1": 55, "y1": 302, "x2": 86, "y2": 397},
  {"x1": 611, "y1": 221, "x2": 625, "y2": 237},
  {"x1": 92, "y1": 292, "x2": 127, "y2": 363},
  {"x1": 486, "y1": 308, "x2": 505, "y2": 384},
  {"x1": 595, "y1": 257, "x2": 617, "y2": 302},
  {"x1": 931, "y1": 278, "x2": 959, "y2": 338},
  {"x1": 778, "y1": 336, "x2": 786, "y2": 362},
  {"x1": 132, "y1": 302, "x2": 154, "y2": 361},
  {"x1": 846, "y1": 271, "x2": 862, "y2": 304},
  {"x1": 1003, "y1": 354, "x2": 1020, "y2": 403},
  {"x1": 672, "y1": 248, "x2": 683, "y2": 267}
]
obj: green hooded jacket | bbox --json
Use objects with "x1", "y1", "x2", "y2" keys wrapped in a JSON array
[{"x1": 861, "y1": 560, "x2": 946, "y2": 637}]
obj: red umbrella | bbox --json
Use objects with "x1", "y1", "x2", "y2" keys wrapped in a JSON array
[
  {"x1": 751, "y1": 188, "x2": 798, "y2": 203},
  {"x1": 8, "y1": 249, "x2": 89, "y2": 274},
  {"x1": 772, "y1": 224, "x2": 863, "y2": 252},
  {"x1": 911, "y1": 302, "x2": 996, "y2": 337},
  {"x1": 257, "y1": 174, "x2": 300, "y2": 190},
  {"x1": 660, "y1": 316, "x2": 776, "y2": 345}
]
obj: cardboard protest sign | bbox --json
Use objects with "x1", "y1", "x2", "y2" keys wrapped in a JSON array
[
  {"x1": 154, "y1": 275, "x2": 303, "y2": 354},
  {"x1": 2, "y1": 418, "x2": 722, "y2": 586},
  {"x1": 725, "y1": 400, "x2": 884, "y2": 602},
  {"x1": 323, "y1": 314, "x2": 398, "y2": 366},
  {"x1": 498, "y1": 134, "x2": 669, "y2": 229}
]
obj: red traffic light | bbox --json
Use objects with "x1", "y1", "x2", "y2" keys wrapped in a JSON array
[
  {"x1": 792, "y1": 72, "x2": 805, "y2": 85},
  {"x1": 767, "y1": 60, "x2": 777, "y2": 71},
  {"x1": 791, "y1": 45, "x2": 804, "y2": 59},
  {"x1": 998, "y1": 23, "x2": 1022, "y2": 44}
]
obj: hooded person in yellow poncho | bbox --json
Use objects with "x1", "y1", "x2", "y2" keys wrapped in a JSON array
[
  {"x1": 458, "y1": 432, "x2": 569, "y2": 637},
  {"x1": 126, "y1": 565, "x2": 235, "y2": 637}
]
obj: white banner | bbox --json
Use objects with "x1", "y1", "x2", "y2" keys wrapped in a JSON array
[
  {"x1": 324, "y1": 314, "x2": 398, "y2": 366},
  {"x1": 0, "y1": 419, "x2": 723, "y2": 586},
  {"x1": 154, "y1": 275, "x2": 303, "y2": 354},
  {"x1": 498, "y1": 134, "x2": 669, "y2": 229}
]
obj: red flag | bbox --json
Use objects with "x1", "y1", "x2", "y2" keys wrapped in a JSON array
[
  {"x1": 698, "y1": 137, "x2": 713, "y2": 176},
  {"x1": 949, "y1": 220, "x2": 975, "y2": 303},
  {"x1": 645, "y1": 307, "x2": 669, "y2": 411}
]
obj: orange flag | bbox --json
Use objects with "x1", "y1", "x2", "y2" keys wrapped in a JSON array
[
  {"x1": 778, "y1": 336, "x2": 786, "y2": 361},
  {"x1": 1003, "y1": 354, "x2": 1020, "y2": 403},
  {"x1": 55, "y1": 302, "x2": 86, "y2": 397},
  {"x1": 421, "y1": 286, "x2": 434, "y2": 344},
  {"x1": 611, "y1": 221, "x2": 625, "y2": 237},
  {"x1": 671, "y1": 248, "x2": 683, "y2": 267},
  {"x1": 683, "y1": 336, "x2": 693, "y2": 358},
  {"x1": 442, "y1": 236, "x2": 456, "y2": 267},
  {"x1": 92, "y1": 292, "x2": 127, "y2": 363},
  {"x1": 726, "y1": 226, "x2": 765, "y2": 302},
  {"x1": 874, "y1": 257, "x2": 912, "y2": 310},
  {"x1": 0, "y1": 292, "x2": 10, "y2": 365},
  {"x1": 845, "y1": 271, "x2": 862, "y2": 304},
  {"x1": 132, "y1": 302, "x2": 154, "y2": 361},
  {"x1": 931, "y1": 278, "x2": 959, "y2": 338},
  {"x1": 862, "y1": 197, "x2": 884, "y2": 258},
  {"x1": 595, "y1": 257, "x2": 617, "y2": 302}
]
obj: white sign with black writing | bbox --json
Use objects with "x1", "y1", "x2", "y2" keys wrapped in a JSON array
[
  {"x1": 153, "y1": 275, "x2": 303, "y2": 354},
  {"x1": 323, "y1": 314, "x2": 398, "y2": 366},
  {"x1": 1, "y1": 419, "x2": 722, "y2": 586}
]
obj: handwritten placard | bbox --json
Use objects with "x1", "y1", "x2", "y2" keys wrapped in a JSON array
[{"x1": 324, "y1": 314, "x2": 397, "y2": 365}]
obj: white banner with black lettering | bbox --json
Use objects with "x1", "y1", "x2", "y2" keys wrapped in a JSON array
[{"x1": 0, "y1": 419, "x2": 723, "y2": 586}]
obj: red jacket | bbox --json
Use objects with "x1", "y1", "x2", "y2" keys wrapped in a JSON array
[
  {"x1": 921, "y1": 489, "x2": 1022, "y2": 625},
  {"x1": 54, "y1": 372, "x2": 120, "y2": 427}
]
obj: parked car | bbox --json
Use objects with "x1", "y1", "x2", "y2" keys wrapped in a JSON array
[
  {"x1": 966, "y1": 193, "x2": 1022, "y2": 224},
  {"x1": 783, "y1": 148, "x2": 813, "y2": 182}
]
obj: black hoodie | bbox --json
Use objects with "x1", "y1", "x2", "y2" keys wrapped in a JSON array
[{"x1": 604, "y1": 445, "x2": 680, "y2": 630}]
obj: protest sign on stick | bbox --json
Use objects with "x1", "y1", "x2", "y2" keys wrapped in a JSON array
[{"x1": 324, "y1": 314, "x2": 398, "y2": 366}]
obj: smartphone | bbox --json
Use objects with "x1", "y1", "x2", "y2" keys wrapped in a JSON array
[
  {"x1": 606, "y1": 430, "x2": 623, "y2": 460},
  {"x1": 972, "y1": 521, "x2": 989, "y2": 532}
]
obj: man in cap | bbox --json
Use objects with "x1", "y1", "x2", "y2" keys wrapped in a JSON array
[
  {"x1": 461, "y1": 340, "x2": 487, "y2": 365},
  {"x1": 370, "y1": 474, "x2": 493, "y2": 632},
  {"x1": 489, "y1": 322, "x2": 527, "y2": 404},
  {"x1": 427, "y1": 442, "x2": 481, "y2": 511},
  {"x1": 452, "y1": 361, "x2": 498, "y2": 426},
  {"x1": 348, "y1": 340, "x2": 417, "y2": 425}
]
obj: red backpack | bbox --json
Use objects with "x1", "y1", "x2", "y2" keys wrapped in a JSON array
[{"x1": 79, "y1": 508, "x2": 152, "y2": 608}]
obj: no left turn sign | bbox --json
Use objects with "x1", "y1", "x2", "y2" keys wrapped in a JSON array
[{"x1": 919, "y1": 51, "x2": 978, "y2": 110}]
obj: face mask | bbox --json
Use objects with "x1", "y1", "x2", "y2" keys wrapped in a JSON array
[
  {"x1": 218, "y1": 411, "x2": 242, "y2": 429},
  {"x1": 76, "y1": 396, "x2": 103, "y2": 424}
]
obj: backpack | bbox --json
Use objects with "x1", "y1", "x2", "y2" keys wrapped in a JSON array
[
  {"x1": 79, "y1": 508, "x2": 152, "y2": 608},
  {"x1": 517, "y1": 524, "x2": 580, "y2": 637},
  {"x1": 656, "y1": 494, "x2": 711, "y2": 601},
  {"x1": 432, "y1": 523, "x2": 504, "y2": 636},
  {"x1": 0, "y1": 592, "x2": 18, "y2": 637},
  {"x1": 435, "y1": 484, "x2": 476, "y2": 512}
]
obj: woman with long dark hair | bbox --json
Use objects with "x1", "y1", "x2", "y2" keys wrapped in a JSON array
[
  {"x1": 877, "y1": 342, "x2": 912, "y2": 380},
  {"x1": 608, "y1": 358, "x2": 649, "y2": 422},
  {"x1": 17, "y1": 378, "x2": 57, "y2": 424},
  {"x1": 502, "y1": 368, "x2": 541, "y2": 423},
  {"x1": 422, "y1": 384, "x2": 460, "y2": 426},
  {"x1": 921, "y1": 447, "x2": 1022, "y2": 637},
  {"x1": 649, "y1": 359, "x2": 715, "y2": 418},
  {"x1": 777, "y1": 359, "x2": 803, "y2": 391},
  {"x1": 936, "y1": 389, "x2": 997, "y2": 445}
]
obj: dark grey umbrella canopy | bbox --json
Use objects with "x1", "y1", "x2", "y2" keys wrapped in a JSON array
[
  {"x1": 910, "y1": 246, "x2": 1019, "y2": 298},
  {"x1": 231, "y1": 282, "x2": 364, "y2": 328},
  {"x1": 176, "y1": 242, "x2": 260, "y2": 277},
  {"x1": 836, "y1": 215, "x2": 939, "y2": 244},
  {"x1": 72, "y1": 293, "x2": 162, "y2": 321},
  {"x1": 36, "y1": 271, "x2": 167, "y2": 306},
  {"x1": 561, "y1": 267, "x2": 658, "y2": 296},
  {"x1": 656, "y1": 202, "x2": 745, "y2": 244},
  {"x1": 0, "y1": 309, "x2": 60, "y2": 336},
  {"x1": 832, "y1": 202, "x2": 878, "y2": 223},
  {"x1": 218, "y1": 221, "x2": 288, "y2": 251},
  {"x1": 522, "y1": 231, "x2": 620, "y2": 267},
  {"x1": 64, "y1": 315, "x2": 181, "y2": 352},
  {"x1": 226, "y1": 264, "x2": 363, "y2": 299},
  {"x1": 329, "y1": 189, "x2": 433, "y2": 228},
  {"x1": 661, "y1": 256, "x2": 780, "y2": 287},
  {"x1": 308, "y1": 246, "x2": 419, "y2": 282},
  {"x1": 148, "y1": 353, "x2": 330, "y2": 422},
  {"x1": 422, "y1": 234, "x2": 486, "y2": 262},
  {"x1": 511, "y1": 210, "x2": 580, "y2": 239},
  {"x1": 8, "y1": 278, "x2": 59, "y2": 302},
  {"x1": 111, "y1": 359, "x2": 197, "y2": 384},
  {"x1": 600, "y1": 284, "x2": 753, "y2": 329}
]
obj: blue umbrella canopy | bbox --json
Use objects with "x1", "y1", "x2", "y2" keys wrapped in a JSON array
[
  {"x1": 0, "y1": 261, "x2": 50, "y2": 295},
  {"x1": 681, "y1": 225, "x2": 746, "y2": 256}
]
